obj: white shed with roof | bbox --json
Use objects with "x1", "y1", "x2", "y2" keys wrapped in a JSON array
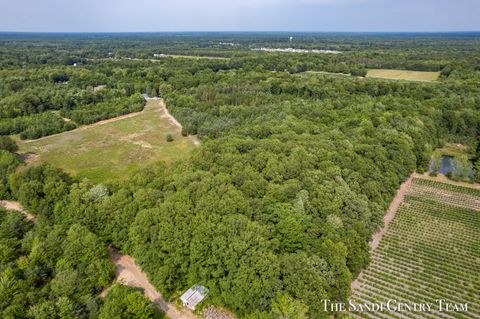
[{"x1": 180, "y1": 285, "x2": 209, "y2": 310}]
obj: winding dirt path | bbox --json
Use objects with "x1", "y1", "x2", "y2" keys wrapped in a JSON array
[
  {"x1": 21, "y1": 101, "x2": 154, "y2": 144},
  {"x1": 351, "y1": 174, "x2": 414, "y2": 290},
  {"x1": 159, "y1": 99, "x2": 183, "y2": 130},
  {"x1": 158, "y1": 99, "x2": 201, "y2": 146},
  {"x1": 104, "y1": 249, "x2": 199, "y2": 319},
  {"x1": 1, "y1": 201, "x2": 196, "y2": 318},
  {"x1": 21, "y1": 98, "x2": 200, "y2": 146},
  {"x1": 0, "y1": 200, "x2": 37, "y2": 223}
]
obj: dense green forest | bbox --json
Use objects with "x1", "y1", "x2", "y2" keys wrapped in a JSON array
[{"x1": 1, "y1": 33, "x2": 480, "y2": 318}]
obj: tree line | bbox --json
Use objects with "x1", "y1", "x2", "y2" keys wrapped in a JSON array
[{"x1": 0, "y1": 33, "x2": 480, "y2": 318}]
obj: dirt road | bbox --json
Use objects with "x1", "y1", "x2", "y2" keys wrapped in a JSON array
[
  {"x1": 0, "y1": 200, "x2": 37, "y2": 223},
  {"x1": 0, "y1": 201, "x2": 196, "y2": 318},
  {"x1": 370, "y1": 175, "x2": 413, "y2": 250},
  {"x1": 158, "y1": 99, "x2": 201, "y2": 146},
  {"x1": 351, "y1": 174, "x2": 414, "y2": 290},
  {"x1": 106, "y1": 249, "x2": 199, "y2": 319},
  {"x1": 21, "y1": 98, "x2": 201, "y2": 147},
  {"x1": 21, "y1": 101, "x2": 155, "y2": 144},
  {"x1": 159, "y1": 99, "x2": 183, "y2": 130}
]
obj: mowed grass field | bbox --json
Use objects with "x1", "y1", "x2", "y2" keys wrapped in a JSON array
[
  {"x1": 366, "y1": 69, "x2": 440, "y2": 82},
  {"x1": 18, "y1": 99, "x2": 199, "y2": 182},
  {"x1": 349, "y1": 178, "x2": 480, "y2": 318}
]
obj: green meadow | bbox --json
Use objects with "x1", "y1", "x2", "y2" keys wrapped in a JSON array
[
  {"x1": 18, "y1": 100, "x2": 198, "y2": 183},
  {"x1": 366, "y1": 69, "x2": 440, "y2": 82}
]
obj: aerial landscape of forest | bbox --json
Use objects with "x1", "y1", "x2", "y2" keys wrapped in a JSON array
[{"x1": 0, "y1": 1, "x2": 479, "y2": 319}]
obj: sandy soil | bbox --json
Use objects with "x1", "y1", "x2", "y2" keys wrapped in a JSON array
[
  {"x1": 351, "y1": 172, "x2": 480, "y2": 293},
  {"x1": 351, "y1": 175, "x2": 414, "y2": 297},
  {"x1": 104, "y1": 249, "x2": 199, "y2": 319},
  {"x1": 20, "y1": 153, "x2": 40, "y2": 164},
  {"x1": 158, "y1": 99, "x2": 201, "y2": 146},
  {"x1": 1, "y1": 202, "x2": 206, "y2": 319},
  {"x1": 159, "y1": 99, "x2": 183, "y2": 129},
  {"x1": 0, "y1": 200, "x2": 195, "y2": 318},
  {"x1": 370, "y1": 175, "x2": 414, "y2": 251},
  {"x1": 205, "y1": 306, "x2": 237, "y2": 319},
  {"x1": 0, "y1": 200, "x2": 37, "y2": 223}
]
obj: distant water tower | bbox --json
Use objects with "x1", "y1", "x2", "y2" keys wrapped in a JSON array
[{"x1": 289, "y1": 36, "x2": 293, "y2": 42}]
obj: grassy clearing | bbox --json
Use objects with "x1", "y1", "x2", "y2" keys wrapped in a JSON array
[
  {"x1": 349, "y1": 177, "x2": 480, "y2": 318},
  {"x1": 155, "y1": 54, "x2": 230, "y2": 60},
  {"x1": 18, "y1": 99, "x2": 198, "y2": 183},
  {"x1": 366, "y1": 69, "x2": 440, "y2": 82},
  {"x1": 299, "y1": 70, "x2": 352, "y2": 77},
  {"x1": 433, "y1": 143, "x2": 475, "y2": 159}
]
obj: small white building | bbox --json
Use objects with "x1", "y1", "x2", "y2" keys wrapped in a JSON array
[{"x1": 180, "y1": 285, "x2": 209, "y2": 310}]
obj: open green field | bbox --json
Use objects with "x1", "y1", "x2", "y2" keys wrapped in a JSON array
[
  {"x1": 432, "y1": 143, "x2": 475, "y2": 159},
  {"x1": 366, "y1": 69, "x2": 440, "y2": 82},
  {"x1": 350, "y1": 178, "x2": 480, "y2": 318},
  {"x1": 18, "y1": 99, "x2": 199, "y2": 183}
]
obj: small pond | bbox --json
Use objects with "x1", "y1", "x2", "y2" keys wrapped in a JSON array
[{"x1": 429, "y1": 155, "x2": 474, "y2": 177}]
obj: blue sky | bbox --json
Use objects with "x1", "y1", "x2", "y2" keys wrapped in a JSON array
[{"x1": 1, "y1": 0, "x2": 479, "y2": 32}]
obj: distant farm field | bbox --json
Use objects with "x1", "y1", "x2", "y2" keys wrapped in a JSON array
[
  {"x1": 18, "y1": 99, "x2": 199, "y2": 183},
  {"x1": 366, "y1": 69, "x2": 440, "y2": 82},
  {"x1": 350, "y1": 177, "x2": 480, "y2": 318}
]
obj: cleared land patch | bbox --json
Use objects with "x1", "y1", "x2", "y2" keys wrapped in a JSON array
[
  {"x1": 102, "y1": 249, "x2": 199, "y2": 319},
  {"x1": 153, "y1": 54, "x2": 230, "y2": 60},
  {"x1": 349, "y1": 177, "x2": 480, "y2": 319},
  {"x1": 18, "y1": 99, "x2": 199, "y2": 183},
  {"x1": 366, "y1": 69, "x2": 440, "y2": 82}
]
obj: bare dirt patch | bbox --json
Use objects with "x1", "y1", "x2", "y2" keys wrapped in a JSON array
[
  {"x1": 205, "y1": 306, "x2": 237, "y2": 319},
  {"x1": 158, "y1": 99, "x2": 201, "y2": 146},
  {"x1": 20, "y1": 153, "x2": 40, "y2": 164},
  {"x1": 160, "y1": 100, "x2": 183, "y2": 129},
  {"x1": 105, "y1": 249, "x2": 199, "y2": 319},
  {"x1": 0, "y1": 200, "x2": 37, "y2": 223},
  {"x1": 351, "y1": 175, "x2": 414, "y2": 291},
  {"x1": 370, "y1": 175, "x2": 414, "y2": 250},
  {"x1": 132, "y1": 141, "x2": 153, "y2": 149}
]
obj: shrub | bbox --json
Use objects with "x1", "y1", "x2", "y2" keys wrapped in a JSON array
[{"x1": 0, "y1": 136, "x2": 18, "y2": 153}]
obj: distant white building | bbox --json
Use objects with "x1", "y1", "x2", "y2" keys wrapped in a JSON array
[
  {"x1": 251, "y1": 47, "x2": 341, "y2": 54},
  {"x1": 180, "y1": 285, "x2": 209, "y2": 310}
]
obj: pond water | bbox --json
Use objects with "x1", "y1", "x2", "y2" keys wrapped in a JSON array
[{"x1": 429, "y1": 156, "x2": 474, "y2": 177}]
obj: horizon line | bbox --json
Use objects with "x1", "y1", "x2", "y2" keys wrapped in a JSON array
[{"x1": 1, "y1": 30, "x2": 480, "y2": 34}]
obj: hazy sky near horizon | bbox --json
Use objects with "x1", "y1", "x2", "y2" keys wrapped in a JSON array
[{"x1": 0, "y1": 0, "x2": 479, "y2": 32}]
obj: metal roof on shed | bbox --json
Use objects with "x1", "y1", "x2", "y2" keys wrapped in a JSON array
[{"x1": 180, "y1": 285, "x2": 209, "y2": 310}]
